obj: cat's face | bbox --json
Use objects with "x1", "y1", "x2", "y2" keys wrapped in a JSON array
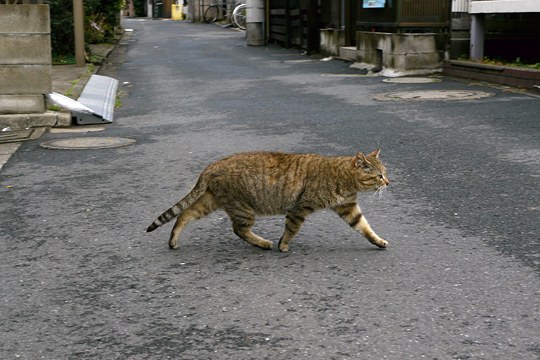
[{"x1": 354, "y1": 149, "x2": 390, "y2": 192}]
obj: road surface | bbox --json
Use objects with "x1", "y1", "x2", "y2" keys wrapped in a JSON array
[{"x1": 1, "y1": 19, "x2": 539, "y2": 359}]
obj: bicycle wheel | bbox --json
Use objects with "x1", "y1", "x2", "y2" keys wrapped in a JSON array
[
  {"x1": 204, "y1": 5, "x2": 219, "y2": 23},
  {"x1": 232, "y1": 4, "x2": 246, "y2": 30}
]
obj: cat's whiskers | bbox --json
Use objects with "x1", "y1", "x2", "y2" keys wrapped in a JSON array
[{"x1": 374, "y1": 185, "x2": 387, "y2": 198}]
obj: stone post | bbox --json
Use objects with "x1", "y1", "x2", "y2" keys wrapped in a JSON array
[
  {"x1": 0, "y1": 4, "x2": 68, "y2": 129},
  {"x1": 246, "y1": 0, "x2": 265, "y2": 46}
]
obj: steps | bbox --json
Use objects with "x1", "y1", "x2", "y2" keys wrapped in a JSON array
[{"x1": 339, "y1": 46, "x2": 357, "y2": 61}]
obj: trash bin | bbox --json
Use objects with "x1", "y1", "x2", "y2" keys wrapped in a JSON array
[
  {"x1": 172, "y1": 4, "x2": 184, "y2": 20},
  {"x1": 153, "y1": 1, "x2": 163, "y2": 18}
]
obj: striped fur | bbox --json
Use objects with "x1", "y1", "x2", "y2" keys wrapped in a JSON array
[
  {"x1": 146, "y1": 150, "x2": 390, "y2": 252},
  {"x1": 146, "y1": 177, "x2": 208, "y2": 233}
]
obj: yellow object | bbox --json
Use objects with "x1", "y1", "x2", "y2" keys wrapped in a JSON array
[{"x1": 172, "y1": 5, "x2": 184, "y2": 20}]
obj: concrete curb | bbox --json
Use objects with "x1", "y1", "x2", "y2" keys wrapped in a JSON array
[
  {"x1": 443, "y1": 60, "x2": 540, "y2": 94},
  {"x1": 0, "y1": 142, "x2": 20, "y2": 171}
]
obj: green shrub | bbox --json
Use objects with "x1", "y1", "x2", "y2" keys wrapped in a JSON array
[{"x1": 48, "y1": 0, "x2": 124, "y2": 56}]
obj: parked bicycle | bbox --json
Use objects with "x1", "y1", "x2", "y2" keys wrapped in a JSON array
[
  {"x1": 232, "y1": 3, "x2": 246, "y2": 30},
  {"x1": 204, "y1": 1, "x2": 246, "y2": 30}
]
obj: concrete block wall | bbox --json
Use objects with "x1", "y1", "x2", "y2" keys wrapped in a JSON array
[
  {"x1": 0, "y1": 4, "x2": 51, "y2": 115},
  {"x1": 320, "y1": 29, "x2": 345, "y2": 57},
  {"x1": 356, "y1": 32, "x2": 449, "y2": 70}
]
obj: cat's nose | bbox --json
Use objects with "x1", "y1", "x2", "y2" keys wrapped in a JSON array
[{"x1": 384, "y1": 178, "x2": 390, "y2": 186}]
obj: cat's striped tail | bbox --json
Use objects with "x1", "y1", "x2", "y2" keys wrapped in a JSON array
[{"x1": 146, "y1": 177, "x2": 207, "y2": 232}]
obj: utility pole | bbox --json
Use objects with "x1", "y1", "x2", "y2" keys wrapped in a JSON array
[{"x1": 73, "y1": 0, "x2": 85, "y2": 66}]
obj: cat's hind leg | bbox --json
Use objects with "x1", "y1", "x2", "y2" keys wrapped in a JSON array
[
  {"x1": 332, "y1": 201, "x2": 388, "y2": 248},
  {"x1": 226, "y1": 206, "x2": 273, "y2": 250},
  {"x1": 169, "y1": 191, "x2": 219, "y2": 250}
]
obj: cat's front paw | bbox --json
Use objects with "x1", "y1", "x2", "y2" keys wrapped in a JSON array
[
  {"x1": 278, "y1": 238, "x2": 289, "y2": 252},
  {"x1": 259, "y1": 240, "x2": 274, "y2": 250}
]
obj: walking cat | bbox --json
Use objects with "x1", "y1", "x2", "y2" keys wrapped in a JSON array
[{"x1": 147, "y1": 150, "x2": 390, "y2": 252}]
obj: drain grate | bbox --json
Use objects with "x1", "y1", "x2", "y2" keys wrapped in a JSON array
[
  {"x1": 283, "y1": 59, "x2": 317, "y2": 64},
  {"x1": 382, "y1": 77, "x2": 442, "y2": 84},
  {"x1": 40, "y1": 136, "x2": 136, "y2": 150},
  {"x1": 374, "y1": 90, "x2": 494, "y2": 101},
  {"x1": 321, "y1": 74, "x2": 367, "y2": 78},
  {"x1": 0, "y1": 128, "x2": 47, "y2": 144}
]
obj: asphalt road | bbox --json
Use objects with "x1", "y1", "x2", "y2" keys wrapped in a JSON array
[{"x1": 1, "y1": 19, "x2": 539, "y2": 359}]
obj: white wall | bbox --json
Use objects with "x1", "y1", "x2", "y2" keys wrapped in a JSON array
[{"x1": 470, "y1": 0, "x2": 540, "y2": 14}]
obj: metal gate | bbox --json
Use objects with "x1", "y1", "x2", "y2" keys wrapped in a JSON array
[{"x1": 268, "y1": 0, "x2": 320, "y2": 51}]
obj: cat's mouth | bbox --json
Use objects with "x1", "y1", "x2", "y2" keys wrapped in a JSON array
[{"x1": 374, "y1": 184, "x2": 387, "y2": 197}]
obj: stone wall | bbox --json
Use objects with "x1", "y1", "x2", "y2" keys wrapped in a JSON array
[{"x1": 0, "y1": 4, "x2": 51, "y2": 115}]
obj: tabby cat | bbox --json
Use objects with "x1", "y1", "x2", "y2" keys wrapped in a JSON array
[{"x1": 147, "y1": 150, "x2": 390, "y2": 252}]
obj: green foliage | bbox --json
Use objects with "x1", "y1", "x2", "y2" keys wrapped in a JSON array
[
  {"x1": 52, "y1": 53, "x2": 76, "y2": 65},
  {"x1": 482, "y1": 56, "x2": 540, "y2": 70},
  {"x1": 49, "y1": 0, "x2": 75, "y2": 56},
  {"x1": 48, "y1": 0, "x2": 124, "y2": 56}
]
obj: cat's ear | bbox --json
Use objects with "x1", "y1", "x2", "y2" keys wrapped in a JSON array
[
  {"x1": 353, "y1": 152, "x2": 371, "y2": 169},
  {"x1": 368, "y1": 148, "x2": 381, "y2": 158}
]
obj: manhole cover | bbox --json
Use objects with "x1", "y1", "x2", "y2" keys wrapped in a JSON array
[
  {"x1": 374, "y1": 90, "x2": 494, "y2": 101},
  {"x1": 382, "y1": 77, "x2": 441, "y2": 84},
  {"x1": 40, "y1": 137, "x2": 136, "y2": 150},
  {"x1": 283, "y1": 59, "x2": 316, "y2": 64}
]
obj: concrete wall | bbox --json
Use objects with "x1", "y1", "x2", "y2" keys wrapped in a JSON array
[
  {"x1": 320, "y1": 29, "x2": 345, "y2": 57},
  {"x1": 0, "y1": 4, "x2": 51, "y2": 115},
  {"x1": 356, "y1": 32, "x2": 449, "y2": 70}
]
